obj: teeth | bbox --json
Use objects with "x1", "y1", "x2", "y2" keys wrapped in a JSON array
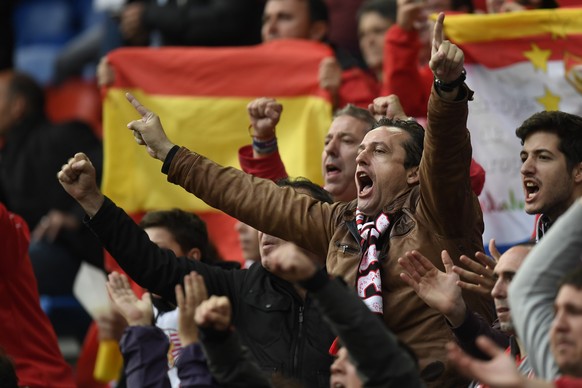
[
  {"x1": 357, "y1": 172, "x2": 368, "y2": 178},
  {"x1": 526, "y1": 182, "x2": 535, "y2": 187}
]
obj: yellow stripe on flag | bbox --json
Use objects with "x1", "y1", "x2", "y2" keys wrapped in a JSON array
[
  {"x1": 443, "y1": 9, "x2": 582, "y2": 44},
  {"x1": 102, "y1": 89, "x2": 331, "y2": 213}
]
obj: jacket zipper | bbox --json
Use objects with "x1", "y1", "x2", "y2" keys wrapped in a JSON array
[{"x1": 292, "y1": 305, "x2": 305, "y2": 377}]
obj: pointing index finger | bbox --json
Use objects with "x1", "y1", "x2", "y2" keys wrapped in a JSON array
[
  {"x1": 125, "y1": 92, "x2": 150, "y2": 118},
  {"x1": 432, "y1": 13, "x2": 445, "y2": 53}
]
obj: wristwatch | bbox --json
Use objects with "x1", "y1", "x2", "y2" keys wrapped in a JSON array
[{"x1": 434, "y1": 69, "x2": 466, "y2": 92}]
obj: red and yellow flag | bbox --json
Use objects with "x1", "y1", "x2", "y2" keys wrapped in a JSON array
[
  {"x1": 444, "y1": 9, "x2": 582, "y2": 249},
  {"x1": 102, "y1": 40, "x2": 334, "y2": 262}
]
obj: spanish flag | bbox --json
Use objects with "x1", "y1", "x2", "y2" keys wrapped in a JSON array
[
  {"x1": 444, "y1": 9, "x2": 582, "y2": 250},
  {"x1": 102, "y1": 40, "x2": 334, "y2": 262}
]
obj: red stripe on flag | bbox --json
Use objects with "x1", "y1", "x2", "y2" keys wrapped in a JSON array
[
  {"x1": 460, "y1": 35, "x2": 582, "y2": 69},
  {"x1": 107, "y1": 40, "x2": 334, "y2": 98}
]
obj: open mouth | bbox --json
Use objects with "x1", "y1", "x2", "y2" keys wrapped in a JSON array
[
  {"x1": 524, "y1": 181, "x2": 540, "y2": 201},
  {"x1": 326, "y1": 163, "x2": 341, "y2": 176},
  {"x1": 357, "y1": 171, "x2": 373, "y2": 195}
]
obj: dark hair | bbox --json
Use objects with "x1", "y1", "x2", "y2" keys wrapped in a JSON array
[
  {"x1": 357, "y1": 0, "x2": 397, "y2": 24},
  {"x1": 139, "y1": 209, "x2": 219, "y2": 264},
  {"x1": 451, "y1": 0, "x2": 475, "y2": 13},
  {"x1": 515, "y1": 111, "x2": 582, "y2": 172},
  {"x1": 276, "y1": 177, "x2": 333, "y2": 204},
  {"x1": 308, "y1": 0, "x2": 329, "y2": 23},
  {"x1": 6, "y1": 71, "x2": 45, "y2": 121},
  {"x1": 371, "y1": 118, "x2": 425, "y2": 169},
  {"x1": 0, "y1": 349, "x2": 18, "y2": 388},
  {"x1": 559, "y1": 266, "x2": 582, "y2": 291},
  {"x1": 518, "y1": 0, "x2": 558, "y2": 8},
  {"x1": 335, "y1": 103, "x2": 376, "y2": 129}
]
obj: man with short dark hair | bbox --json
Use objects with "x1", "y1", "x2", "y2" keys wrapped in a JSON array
[
  {"x1": 515, "y1": 111, "x2": 582, "y2": 241},
  {"x1": 261, "y1": 0, "x2": 379, "y2": 109}
]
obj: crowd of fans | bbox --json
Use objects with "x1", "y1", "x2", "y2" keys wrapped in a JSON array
[{"x1": 2, "y1": 0, "x2": 582, "y2": 387}]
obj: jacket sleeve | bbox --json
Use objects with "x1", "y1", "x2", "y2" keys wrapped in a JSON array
[
  {"x1": 305, "y1": 273, "x2": 422, "y2": 387},
  {"x1": 175, "y1": 343, "x2": 221, "y2": 388},
  {"x1": 120, "y1": 326, "x2": 171, "y2": 388},
  {"x1": 509, "y1": 200, "x2": 582, "y2": 379},
  {"x1": 419, "y1": 85, "x2": 482, "y2": 239},
  {"x1": 85, "y1": 196, "x2": 240, "y2": 304},
  {"x1": 199, "y1": 328, "x2": 272, "y2": 388},
  {"x1": 166, "y1": 148, "x2": 345, "y2": 264},
  {"x1": 381, "y1": 25, "x2": 432, "y2": 118},
  {"x1": 238, "y1": 145, "x2": 288, "y2": 181},
  {"x1": 451, "y1": 309, "x2": 509, "y2": 360}
]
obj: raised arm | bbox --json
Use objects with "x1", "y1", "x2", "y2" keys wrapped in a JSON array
[
  {"x1": 57, "y1": 153, "x2": 239, "y2": 303},
  {"x1": 238, "y1": 97, "x2": 288, "y2": 181},
  {"x1": 419, "y1": 13, "x2": 480, "y2": 239},
  {"x1": 109, "y1": 272, "x2": 171, "y2": 388},
  {"x1": 174, "y1": 272, "x2": 221, "y2": 387},
  {"x1": 124, "y1": 94, "x2": 340, "y2": 262}
]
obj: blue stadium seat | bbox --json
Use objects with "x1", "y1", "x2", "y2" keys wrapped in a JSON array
[
  {"x1": 13, "y1": 0, "x2": 76, "y2": 46},
  {"x1": 39, "y1": 294, "x2": 82, "y2": 316},
  {"x1": 14, "y1": 44, "x2": 62, "y2": 85}
]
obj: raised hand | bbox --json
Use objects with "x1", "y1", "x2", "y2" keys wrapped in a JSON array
[
  {"x1": 175, "y1": 271, "x2": 208, "y2": 347},
  {"x1": 453, "y1": 253, "x2": 497, "y2": 297},
  {"x1": 396, "y1": 0, "x2": 427, "y2": 32},
  {"x1": 106, "y1": 271, "x2": 153, "y2": 327},
  {"x1": 447, "y1": 336, "x2": 529, "y2": 388},
  {"x1": 488, "y1": 239, "x2": 501, "y2": 262},
  {"x1": 96, "y1": 56, "x2": 115, "y2": 87},
  {"x1": 247, "y1": 97, "x2": 282, "y2": 141},
  {"x1": 261, "y1": 242, "x2": 318, "y2": 283},
  {"x1": 429, "y1": 13, "x2": 464, "y2": 84},
  {"x1": 319, "y1": 57, "x2": 342, "y2": 107},
  {"x1": 31, "y1": 209, "x2": 79, "y2": 243},
  {"x1": 195, "y1": 296, "x2": 232, "y2": 332},
  {"x1": 368, "y1": 94, "x2": 409, "y2": 121},
  {"x1": 399, "y1": 250, "x2": 466, "y2": 327},
  {"x1": 126, "y1": 93, "x2": 175, "y2": 161},
  {"x1": 57, "y1": 152, "x2": 104, "y2": 217},
  {"x1": 96, "y1": 309, "x2": 128, "y2": 342}
]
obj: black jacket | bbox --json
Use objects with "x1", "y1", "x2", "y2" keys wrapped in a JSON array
[
  {"x1": 0, "y1": 116, "x2": 103, "y2": 267},
  {"x1": 86, "y1": 197, "x2": 335, "y2": 387},
  {"x1": 140, "y1": 0, "x2": 264, "y2": 46}
]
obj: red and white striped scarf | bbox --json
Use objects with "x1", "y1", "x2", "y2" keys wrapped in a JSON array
[{"x1": 355, "y1": 209, "x2": 390, "y2": 314}]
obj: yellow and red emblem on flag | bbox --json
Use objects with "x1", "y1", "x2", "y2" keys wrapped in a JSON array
[
  {"x1": 443, "y1": 9, "x2": 582, "y2": 250},
  {"x1": 101, "y1": 40, "x2": 334, "y2": 262}
]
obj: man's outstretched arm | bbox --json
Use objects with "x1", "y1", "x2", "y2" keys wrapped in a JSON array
[{"x1": 123, "y1": 94, "x2": 338, "y2": 263}]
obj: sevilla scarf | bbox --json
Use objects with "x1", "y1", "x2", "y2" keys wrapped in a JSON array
[{"x1": 355, "y1": 209, "x2": 390, "y2": 314}]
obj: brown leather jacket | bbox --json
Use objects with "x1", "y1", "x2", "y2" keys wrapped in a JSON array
[{"x1": 166, "y1": 85, "x2": 494, "y2": 387}]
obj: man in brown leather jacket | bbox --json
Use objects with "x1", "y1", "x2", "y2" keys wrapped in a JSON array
[{"x1": 62, "y1": 13, "x2": 492, "y2": 387}]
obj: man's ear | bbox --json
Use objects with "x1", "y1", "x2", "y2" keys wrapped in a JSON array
[
  {"x1": 309, "y1": 21, "x2": 328, "y2": 42},
  {"x1": 11, "y1": 96, "x2": 26, "y2": 122},
  {"x1": 186, "y1": 247, "x2": 202, "y2": 261},
  {"x1": 572, "y1": 161, "x2": 582, "y2": 184},
  {"x1": 407, "y1": 166, "x2": 420, "y2": 185}
]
